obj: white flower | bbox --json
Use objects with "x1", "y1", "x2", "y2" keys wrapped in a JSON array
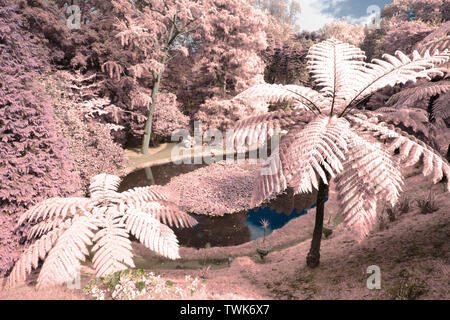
[{"x1": 174, "y1": 286, "x2": 184, "y2": 297}]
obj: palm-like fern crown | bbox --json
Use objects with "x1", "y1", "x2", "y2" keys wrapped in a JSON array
[
  {"x1": 7, "y1": 174, "x2": 197, "y2": 289},
  {"x1": 365, "y1": 24, "x2": 449, "y2": 149},
  {"x1": 231, "y1": 38, "x2": 450, "y2": 240}
]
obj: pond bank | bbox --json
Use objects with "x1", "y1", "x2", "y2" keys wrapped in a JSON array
[
  {"x1": 132, "y1": 187, "x2": 341, "y2": 263},
  {"x1": 124, "y1": 143, "x2": 262, "y2": 175}
]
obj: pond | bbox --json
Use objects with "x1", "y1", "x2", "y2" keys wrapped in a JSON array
[{"x1": 120, "y1": 163, "x2": 327, "y2": 249}]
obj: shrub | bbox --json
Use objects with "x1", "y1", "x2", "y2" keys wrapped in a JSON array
[
  {"x1": 152, "y1": 92, "x2": 190, "y2": 139},
  {"x1": 7, "y1": 174, "x2": 197, "y2": 288},
  {"x1": 416, "y1": 190, "x2": 439, "y2": 214},
  {"x1": 388, "y1": 277, "x2": 427, "y2": 300},
  {"x1": 195, "y1": 97, "x2": 266, "y2": 132},
  {"x1": 0, "y1": 0, "x2": 80, "y2": 216},
  {"x1": 39, "y1": 71, "x2": 126, "y2": 193},
  {"x1": 397, "y1": 196, "x2": 411, "y2": 214}
]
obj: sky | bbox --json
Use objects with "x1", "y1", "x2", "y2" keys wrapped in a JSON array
[{"x1": 297, "y1": 0, "x2": 394, "y2": 32}]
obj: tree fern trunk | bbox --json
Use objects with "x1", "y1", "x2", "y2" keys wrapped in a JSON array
[{"x1": 306, "y1": 172, "x2": 330, "y2": 268}]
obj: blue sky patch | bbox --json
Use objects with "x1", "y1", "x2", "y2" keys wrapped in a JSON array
[{"x1": 297, "y1": 0, "x2": 394, "y2": 31}]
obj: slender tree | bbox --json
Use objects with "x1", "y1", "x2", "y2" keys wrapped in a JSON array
[{"x1": 112, "y1": 0, "x2": 204, "y2": 154}]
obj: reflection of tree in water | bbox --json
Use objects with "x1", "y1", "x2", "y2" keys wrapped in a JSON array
[
  {"x1": 118, "y1": 163, "x2": 206, "y2": 191},
  {"x1": 173, "y1": 212, "x2": 251, "y2": 248},
  {"x1": 265, "y1": 187, "x2": 317, "y2": 216},
  {"x1": 119, "y1": 165, "x2": 322, "y2": 248},
  {"x1": 175, "y1": 189, "x2": 321, "y2": 249}
]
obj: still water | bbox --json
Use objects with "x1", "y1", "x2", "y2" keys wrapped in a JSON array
[{"x1": 120, "y1": 163, "x2": 327, "y2": 249}]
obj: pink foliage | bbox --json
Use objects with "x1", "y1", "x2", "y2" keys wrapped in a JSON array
[
  {"x1": 256, "y1": 0, "x2": 301, "y2": 30},
  {"x1": 319, "y1": 20, "x2": 365, "y2": 48},
  {"x1": 39, "y1": 71, "x2": 127, "y2": 191},
  {"x1": 188, "y1": 0, "x2": 268, "y2": 99},
  {"x1": 194, "y1": 97, "x2": 264, "y2": 132},
  {"x1": 383, "y1": 0, "x2": 447, "y2": 25},
  {"x1": 383, "y1": 16, "x2": 434, "y2": 55},
  {"x1": 0, "y1": 0, "x2": 80, "y2": 216},
  {"x1": 152, "y1": 92, "x2": 190, "y2": 138},
  {"x1": 263, "y1": 33, "x2": 314, "y2": 86}
]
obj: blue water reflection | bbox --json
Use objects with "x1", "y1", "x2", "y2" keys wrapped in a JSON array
[{"x1": 245, "y1": 197, "x2": 329, "y2": 240}]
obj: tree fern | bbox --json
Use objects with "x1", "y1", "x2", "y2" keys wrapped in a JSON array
[
  {"x1": 433, "y1": 91, "x2": 450, "y2": 120},
  {"x1": 414, "y1": 21, "x2": 450, "y2": 57},
  {"x1": 334, "y1": 132, "x2": 403, "y2": 239},
  {"x1": 386, "y1": 80, "x2": 450, "y2": 111},
  {"x1": 37, "y1": 216, "x2": 98, "y2": 288},
  {"x1": 122, "y1": 209, "x2": 180, "y2": 260},
  {"x1": 8, "y1": 174, "x2": 196, "y2": 288},
  {"x1": 228, "y1": 108, "x2": 312, "y2": 148},
  {"x1": 231, "y1": 38, "x2": 450, "y2": 268}
]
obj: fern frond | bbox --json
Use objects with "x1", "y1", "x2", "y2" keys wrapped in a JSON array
[
  {"x1": 339, "y1": 49, "x2": 450, "y2": 116},
  {"x1": 415, "y1": 21, "x2": 450, "y2": 56},
  {"x1": 335, "y1": 132, "x2": 403, "y2": 240},
  {"x1": 432, "y1": 91, "x2": 450, "y2": 120},
  {"x1": 382, "y1": 109, "x2": 431, "y2": 138},
  {"x1": 7, "y1": 220, "x2": 72, "y2": 288},
  {"x1": 228, "y1": 108, "x2": 312, "y2": 147},
  {"x1": 89, "y1": 174, "x2": 121, "y2": 203},
  {"x1": 233, "y1": 83, "x2": 329, "y2": 113},
  {"x1": 386, "y1": 81, "x2": 450, "y2": 109},
  {"x1": 250, "y1": 145, "x2": 288, "y2": 207},
  {"x1": 307, "y1": 38, "x2": 366, "y2": 112},
  {"x1": 349, "y1": 114, "x2": 450, "y2": 189},
  {"x1": 284, "y1": 116, "x2": 351, "y2": 193},
  {"x1": 27, "y1": 217, "x2": 68, "y2": 240},
  {"x1": 121, "y1": 210, "x2": 180, "y2": 260},
  {"x1": 251, "y1": 116, "x2": 351, "y2": 206},
  {"x1": 417, "y1": 35, "x2": 450, "y2": 57},
  {"x1": 91, "y1": 216, "x2": 135, "y2": 278},
  {"x1": 121, "y1": 185, "x2": 178, "y2": 207},
  {"x1": 37, "y1": 216, "x2": 98, "y2": 288},
  {"x1": 389, "y1": 135, "x2": 449, "y2": 184},
  {"x1": 141, "y1": 201, "x2": 197, "y2": 228},
  {"x1": 18, "y1": 197, "x2": 91, "y2": 225}
]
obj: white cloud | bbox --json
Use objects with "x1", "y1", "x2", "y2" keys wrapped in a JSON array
[
  {"x1": 344, "y1": 14, "x2": 372, "y2": 25},
  {"x1": 296, "y1": 0, "x2": 348, "y2": 32}
]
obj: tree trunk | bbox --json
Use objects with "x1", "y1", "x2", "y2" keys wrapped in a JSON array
[
  {"x1": 141, "y1": 17, "x2": 177, "y2": 154},
  {"x1": 306, "y1": 172, "x2": 330, "y2": 268},
  {"x1": 141, "y1": 73, "x2": 162, "y2": 154}
]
